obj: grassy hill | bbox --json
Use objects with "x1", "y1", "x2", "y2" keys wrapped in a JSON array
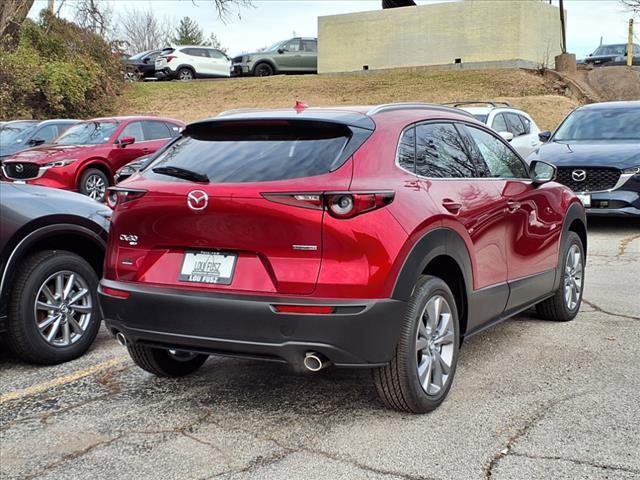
[{"x1": 117, "y1": 69, "x2": 580, "y2": 131}]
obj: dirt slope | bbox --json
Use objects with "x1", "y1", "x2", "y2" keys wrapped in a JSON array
[{"x1": 118, "y1": 69, "x2": 579, "y2": 130}]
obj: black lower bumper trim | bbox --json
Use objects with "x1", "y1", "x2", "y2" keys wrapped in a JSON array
[{"x1": 99, "y1": 280, "x2": 406, "y2": 367}]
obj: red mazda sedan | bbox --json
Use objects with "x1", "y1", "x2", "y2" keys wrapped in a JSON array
[
  {"x1": 99, "y1": 104, "x2": 587, "y2": 413},
  {"x1": 2, "y1": 116, "x2": 184, "y2": 202}
]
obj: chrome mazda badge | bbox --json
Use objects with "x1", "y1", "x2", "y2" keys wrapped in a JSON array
[
  {"x1": 187, "y1": 190, "x2": 208, "y2": 211},
  {"x1": 572, "y1": 169, "x2": 587, "y2": 182},
  {"x1": 15, "y1": 164, "x2": 23, "y2": 173}
]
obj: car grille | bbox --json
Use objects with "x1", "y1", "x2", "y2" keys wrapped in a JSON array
[
  {"x1": 3, "y1": 162, "x2": 40, "y2": 180},
  {"x1": 556, "y1": 167, "x2": 621, "y2": 192}
]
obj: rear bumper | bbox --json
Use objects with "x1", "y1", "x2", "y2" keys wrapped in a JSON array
[{"x1": 99, "y1": 280, "x2": 406, "y2": 367}]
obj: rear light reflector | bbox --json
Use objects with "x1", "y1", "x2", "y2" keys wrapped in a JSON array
[
  {"x1": 273, "y1": 305, "x2": 335, "y2": 314},
  {"x1": 101, "y1": 286, "x2": 130, "y2": 299}
]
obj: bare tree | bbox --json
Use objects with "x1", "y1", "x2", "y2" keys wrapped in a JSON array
[
  {"x1": 73, "y1": 0, "x2": 112, "y2": 37},
  {"x1": 196, "y1": 0, "x2": 252, "y2": 22},
  {"x1": 117, "y1": 8, "x2": 175, "y2": 54},
  {"x1": 0, "y1": 0, "x2": 35, "y2": 47},
  {"x1": 621, "y1": 0, "x2": 640, "y2": 15}
]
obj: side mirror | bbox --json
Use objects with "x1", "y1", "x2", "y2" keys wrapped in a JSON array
[
  {"x1": 28, "y1": 138, "x2": 46, "y2": 146},
  {"x1": 498, "y1": 131, "x2": 514, "y2": 142},
  {"x1": 277, "y1": 48, "x2": 285, "y2": 54},
  {"x1": 119, "y1": 136, "x2": 135, "y2": 148},
  {"x1": 529, "y1": 160, "x2": 556, "y2": 185},
  {"x1": 538, "y1": 131, "x2": 552, "y2": 143}
]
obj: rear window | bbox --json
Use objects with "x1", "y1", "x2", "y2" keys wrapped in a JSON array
[{"x1": 144, "y1": 121, "x2": 352, "y2": 183}]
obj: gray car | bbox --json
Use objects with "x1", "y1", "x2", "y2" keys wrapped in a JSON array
[
  {"x1": 0, "y1": 119, "x2": 79, "y2": 162},
  {"x1": 231, "y1": 37, "x2": 317, "y2": 77}
]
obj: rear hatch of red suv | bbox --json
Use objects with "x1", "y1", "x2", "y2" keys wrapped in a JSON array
[{"x1": 105, "y1": 112, "x2": 374, "y2": 296}]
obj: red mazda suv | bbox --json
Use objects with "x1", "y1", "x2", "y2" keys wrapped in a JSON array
[
  {"x1": 2, "y1": 116, "x2": 184, "y2": 202},
  {"x1": 99, "y1": 104, "x2": 587, "y2": 413}
]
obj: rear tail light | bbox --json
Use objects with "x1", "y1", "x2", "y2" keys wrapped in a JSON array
[
  {"x1": 106, "y1": 187, "x2": 147, "y2": 208},
  {"x1": 164, "y1": 55, "x2": 177, "y2": 63},
  {"x1": 262, "y1": 191, "x2": 394, "y2": 219},
  {"x1": 273, "y1": 305, "x2": 335, "y2": 314}
]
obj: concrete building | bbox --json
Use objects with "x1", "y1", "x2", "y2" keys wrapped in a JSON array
[{"x1": 318, "y1": 0, "x2": 563, "y2": 74}]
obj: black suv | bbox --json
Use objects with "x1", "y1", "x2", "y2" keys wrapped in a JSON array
[
  {"x1": 0, "y1": 182, "x2": 110, "y2": 363},
  {"x1": 529, "y1": 101, "x2": 640, "y2": 217},
  {"x1": 583, "y1": 43, "x2": 640, "y2": 66}
]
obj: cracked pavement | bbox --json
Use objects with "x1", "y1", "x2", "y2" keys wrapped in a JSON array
[{"x1": 1, "y1": 217, "x2": 639, "y2": 480}]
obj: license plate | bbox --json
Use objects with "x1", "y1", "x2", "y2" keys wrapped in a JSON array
[
  {"x1": 576, "y1": 193, "x2": 591, "y2": 207},
  {"x1": 179, "y1": 251, "x2": 236, "y2": 285}
]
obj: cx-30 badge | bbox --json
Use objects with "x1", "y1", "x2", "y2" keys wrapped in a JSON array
[
  {"x1": 572, "y1": 169, "x2": 587, "y2": 182},
  {"x1": 187, "y1": 190, "x2": 208, "y2": 211}
]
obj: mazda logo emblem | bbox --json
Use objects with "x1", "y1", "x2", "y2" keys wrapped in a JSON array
[
  {"x1": 187, "y1": 190, "x2": 208, "y2": 211},
  {"x1": 572, "y1": 169, "x2": 587, "y2": 182},
  {"x1": 15, "y1": 164, "x2": 23, "y2": 173}
]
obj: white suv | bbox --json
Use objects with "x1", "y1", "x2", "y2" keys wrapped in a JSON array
[
  {"x1": 449, "y1": 102, "x2": 542, "y2": 158},
  {"x1": 155, "y1": 46, "x2": 231, "y2": 81}
]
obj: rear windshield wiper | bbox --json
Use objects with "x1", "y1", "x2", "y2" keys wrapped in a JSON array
[{"x1": 152, "y1": 166, "x2": 209, "y2": 183}]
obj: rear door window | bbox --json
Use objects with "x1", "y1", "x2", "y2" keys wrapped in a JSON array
[
  {"x1": 164, "y1": 122, "x2": 182, "y2": 137},
  {"x1": 143, "y1": 121, "x2": 172, "y2": 140},
  {"x1": 118, "y1": 122, "x2": 145, "y2": 142},
  {"x1": 302, "y1": 40, "x2": 317, "y2": 52},
  {"x1": 145, "y1": 122, "x2": 352, "y2": 183},
  {"x1": 505, "y1": 113, "x2": 527, "y2": 137},
  {"x1": 415, "y1": 123, "x2": 476, "y2": 178}
]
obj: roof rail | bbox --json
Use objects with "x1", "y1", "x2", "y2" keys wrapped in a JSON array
[
  {"x1": 366, "y1": 102, "x2": 476, "y2": 118},
  {"x1": 442, "y1": 101, "x2": 512, "y2": 108}
]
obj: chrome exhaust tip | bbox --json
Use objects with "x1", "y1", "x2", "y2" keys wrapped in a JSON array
[
  {"x1": 115, "y1": 331, "x2": 127, "y2": 347},
  {"x1": 303, "y1": 352, "x2": 329, "y2": 372}
]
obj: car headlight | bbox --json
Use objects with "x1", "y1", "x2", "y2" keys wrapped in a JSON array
[
  {"x1": 44, "y1": 159, "x2": 77, "y2": 168},
  {"x1": 622, "y1": 166, "x2": 640, "y2": 175}
]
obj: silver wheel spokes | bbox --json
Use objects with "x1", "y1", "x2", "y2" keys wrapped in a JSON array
[
  {"x1": 564, "y1": 244, "x2": 583, "y2": 311},
  {"x1": 35, "y1": 271, "x2": 92, "y2": 347},
  {"x1": 86, "y1": 175, "x2": 106, "y2": 201},
  {"x1": 416, "y1": 295, "x2": 455, "y2": 396}
]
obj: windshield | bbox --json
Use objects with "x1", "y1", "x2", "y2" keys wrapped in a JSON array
[
  {"x1": 553, "y1": 107, "x2": 640, "y2": 141},
  {"x1": 0, "y1": 122, "x2": 38, "y2": 145},
  {"x1": 129, "y1": 50, "x2": 151, "y2": 60},
  {"x1": 55, "y1": 121, "x2": 119, "y2": 145},
  {"x1": 593, "y1": 45, "x2": 626, "y2": 56},
  {"x1": 265, "y1": 40, "x2": 285, "y2": 52}
]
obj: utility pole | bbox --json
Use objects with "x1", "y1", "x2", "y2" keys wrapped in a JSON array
[
  {"x1": 47, "y1": 0, "x2": 54, "y2": 13},
  {"x1": 629, "y1": 19, "x2": 634, "y2": 67},
  {"x1": 559, "y1": 0, "x2": 566, "y2": 53}
]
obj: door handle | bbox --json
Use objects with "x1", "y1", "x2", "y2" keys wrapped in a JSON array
[
  {"x1": 142, "y1": 148, "x2": 150, "y2": 153},
  {"x1": 442, "y1": 199, "x2": 462, "y2": 214},
  {"x1": 506, "y1": 200, "x2": 521, "y2": 213}
]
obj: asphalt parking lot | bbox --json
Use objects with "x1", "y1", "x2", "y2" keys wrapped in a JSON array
[{"x1": 1, "y1": 218, "x2": 639, "y2": 480}]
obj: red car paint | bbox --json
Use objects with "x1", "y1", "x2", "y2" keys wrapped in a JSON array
[
  {"x1": 103, "y1": 106, "x2": 576, "y2": 304},
  {"x1": 2, "y1": 116, "x2": 184, "y2": 195}
]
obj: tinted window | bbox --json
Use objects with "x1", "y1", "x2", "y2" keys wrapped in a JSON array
[
  {"x1": 415, "y1": 123, "x2": 476, "y2": 178},
  {"x1": 302, "y1": 40, "x2": 317, "y2": 52},
  {"x1": 491, "y1": 114, "x2": 508, "y2": 132},
  {"x1": 593, "y1": 44, "x2": 626, "y2": 56},
  {"x1": 554, "y1": 107, "x2": 640, "y2": 141},
  {"x1": 55, "y1": 121, "x2": 119, "y2": 145},
  {"x1": 285, "y1": 40, "x2": 302, "y2": 52},
  {"x1": 118, "y1": 122, "x2": 145, "y2": 142},
  {"x1": 164, "y1": 122, "x2": 182, "y2": 137},
  {"x1": 145, "y1": 122, "x2": 351, "y2": 183},
  {"x1": 465, "y1": 126, "x2": 528, "y2": 179},
  {"x1": 144, "y1": 121, "x2": 172, "y2": 140},
  {"x1": 505, "y1": 113, "x2": 526, "y2": 137},
  {"x1": 33, "y1": 125, "x2": 59, "y2": 143},
  {"x1": 208, "y1": 49, "x2": 227, "y2": 59},
  {"x1": 397, "y1": 127, "x2": 416, "y2": 173},
  {"x1": 183, "y1": 48, "x2": 207, "y2": 57}
]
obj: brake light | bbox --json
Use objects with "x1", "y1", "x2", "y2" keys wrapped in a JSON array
[
  {"x1": 262, "y1": 192, "x2": 394, "y2": 219},
  {"x1": 106, "y1": 187, "x2": 147, "y2": 208},
  {"x1": 164, "y1": 55, "x2": 177, "y2": 63},
  {"x1": 274, "y1": 305, "x2": 335, "y2": 314}
]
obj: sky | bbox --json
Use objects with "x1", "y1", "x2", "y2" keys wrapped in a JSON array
[{"x1": 29, "y1": 0, "x2": 637, "y2": 58}]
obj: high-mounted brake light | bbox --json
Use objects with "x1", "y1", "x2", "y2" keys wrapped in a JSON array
[
  {"x1": 274, "y1": 305, "x2": 334, "y2": 314},
  {"x1": 261, "y1": 192, "x2": 394, "y2": 218},
  {"x1": 106, "y1": 187, "x2": 147, "y2": 208}
]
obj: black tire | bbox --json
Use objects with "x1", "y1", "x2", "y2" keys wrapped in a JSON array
[
  {"x1": 127, "y1": 344, "x2": 208, "y2": 377},
  {"x1": 536, "y1": 231, "x2": 585, "y2": 322},
  {"x1": 79, "y1": 168, "x2": 109, "y2": 203},
  {"x1": 373, "y1": 275, "x2": 460, "y2": 413},
  {"x1": 6, "y1": 250, "x2": 101, "y2": 364},
  {"x1": 177, "y1": 67, "x2": 195, "y2": 81},
  {"x1": 253, "y1": 62, "x2": 274, "y2": 77}
]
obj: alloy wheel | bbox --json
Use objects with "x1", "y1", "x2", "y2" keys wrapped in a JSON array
[
  {"x1": 179, "y1": 70, "x2": 193, "y2": 81},
  {"x1": 564, "y1": 244, "x2": 583, "y2": 310},
  {"x1": 85, "y1": 174, "x2": 106, "y2": 201},
  {"x1": 416, "y1": 295, "x2": 455, "y2": 395},
  {"x1": 34, "y1": 271, "x2": 93, "y2": 347}
]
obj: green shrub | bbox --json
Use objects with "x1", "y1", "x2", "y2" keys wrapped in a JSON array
[{"x1": 0, "y1": 11, "x2": 123, "y2": 120}]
